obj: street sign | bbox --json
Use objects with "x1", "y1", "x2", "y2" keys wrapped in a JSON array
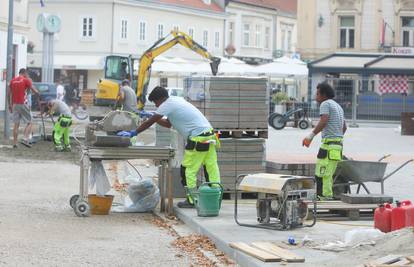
[{"x1": 391, "y1": 47, "x2": 414, "y2": 55}]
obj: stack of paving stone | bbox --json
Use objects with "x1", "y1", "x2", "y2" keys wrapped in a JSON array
[
  {"x1": 185, "y1": 76, "x2": 269, "y2": 130},
  {"x1": 217, "y1": 138, "x2": 266, "y2": 192}
]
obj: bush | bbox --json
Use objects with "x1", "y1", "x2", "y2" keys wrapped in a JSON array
[{"x1": 272, "y1": 92, "x2": 289, "y2": 104}]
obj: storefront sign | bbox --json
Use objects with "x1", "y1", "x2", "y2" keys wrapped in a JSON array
[{"x1": 391, "y1": 47, "x2": 414, "y2": 55}]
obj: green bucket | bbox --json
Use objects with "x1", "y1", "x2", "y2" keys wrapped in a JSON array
[{"x1": 194, "y1": 182, "x2": 223, "y2": 217}]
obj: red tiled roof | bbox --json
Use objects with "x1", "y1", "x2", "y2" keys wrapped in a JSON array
[
  {"x1": 159, "y1": 0, "x2": 224, "y2": 12},
  {"x1": 231, "y1": 0, "x2": 297, "y2": 14}
]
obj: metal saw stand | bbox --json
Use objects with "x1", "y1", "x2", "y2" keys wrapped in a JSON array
[{"x1": 71, "y1": 146, "x2": 175, "y2": 217}]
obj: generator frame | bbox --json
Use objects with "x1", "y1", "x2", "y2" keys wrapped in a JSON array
[{"x1": 234, "y1": 174, "x2": 317, "y2": 230}]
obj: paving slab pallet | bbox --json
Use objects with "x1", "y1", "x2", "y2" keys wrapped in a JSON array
[{"x1": 306, "y1": 200, "x2": 377, "y2": 220}]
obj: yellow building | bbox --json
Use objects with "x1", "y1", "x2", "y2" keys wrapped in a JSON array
[{"x1": 297, "y1": 0, "x2": 414, "y2": 61}]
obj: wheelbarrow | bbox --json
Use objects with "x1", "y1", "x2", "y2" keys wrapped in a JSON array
[{"x1": 333, "y1": 155, "x2": 414, "y2": 195}]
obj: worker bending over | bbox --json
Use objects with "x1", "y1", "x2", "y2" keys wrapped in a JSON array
[
  {"x1": 302, "y1": 83, "x2": 346, "y2": 200},
  {"x1": 46, "y1": 98, "x2": 72, "y2": 152},
  {"x1": 118, "y1": 86, "x2": 221, "y2": 208}
]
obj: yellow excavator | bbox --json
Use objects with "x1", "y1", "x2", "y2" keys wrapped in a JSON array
[{"x1": 95, "y1": 30, "x2": 221, "y2": 109}]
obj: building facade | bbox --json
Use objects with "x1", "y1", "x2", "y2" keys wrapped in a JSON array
[
  {"x1": 27, "y1": 0, "x2": 226, "y2": 91},
  {"x1": 225, "y1": 0, "x2": 297, "y2": 64},
  {"x1": 298, "y1": 0, "x2": 414, "y2": 61},
  {"x1": 0, "y1": 0, "x2": 30, "y2": 113}
]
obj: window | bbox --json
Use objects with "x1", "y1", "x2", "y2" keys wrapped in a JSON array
[
  {"x1": 139, "y1": 21, "x2": 146, "y2": 41},
  {"x1": 228, "y1": 22, "x2": 234, "y2": 44},
  {"x1": 255, "y1": 25, "x2": 262, "y2": 47},
  {"x1": 243, "y1": 24, "x2": 250, "y2": 46},
  {"x1": 81, "y1": 16, "x2": 94, "y2": 38},
  {"x1": 287, "y1": 30, "x2": 292, "y2": 52},
  {"x1": 120, "y1": 19, "x2": 128, "y2": 40},
  {"x1": 339, "y1": 16, "x2": 355, "y2": 48},
  {"x1": 160, "y1": 77, "x2": 168, "y2": 87},
  {"x1": 188, "y1": 28, "x2": 194, "y2": 39},
  {"x1": 157, "y1": 24, "x2": 164, "y2": 39},
  {"x1": 402, "y1": 17, "x2": 414, "y2": 47},
  {"x1": 214, "y1": 32, "x2": 220, "y2": 48},
  {"x1": 281, "y1": 29, "x2": 286, "y2": 51},
  {"x1": 265, "y1": 26, "x2": 270, "y2": 49},
  {"x1": 203, "y1": 30, "x2": 208, "y2": 47}
]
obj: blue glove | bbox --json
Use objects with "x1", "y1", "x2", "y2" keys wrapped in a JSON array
[
  {"x1": 139, "y1": 110, "x2": 155, "y2": 119},
  {"x1": 117, "y1": 130, "x2": 138, "y2": 137}
]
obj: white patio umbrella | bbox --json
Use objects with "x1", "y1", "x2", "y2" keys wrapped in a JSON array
[{"x1": 252, "y1": 59, "x2": 308, "y2": 78}]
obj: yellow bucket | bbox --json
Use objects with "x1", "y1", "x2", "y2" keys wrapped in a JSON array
[{"x1": 88, "y1": 194, "x2": 114, "y2": 215}]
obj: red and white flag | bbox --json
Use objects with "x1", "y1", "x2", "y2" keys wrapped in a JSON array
[{"x1": 379, "y1": 75, "x2": 409, "y2": 94}]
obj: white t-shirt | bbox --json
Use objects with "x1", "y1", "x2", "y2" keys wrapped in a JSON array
[
  {"x1": 156, "y1": 96, "x2": 212, "y2": 139},
  {"x1": 56, "y1": 84, "x2": 65, "y2": 101}
]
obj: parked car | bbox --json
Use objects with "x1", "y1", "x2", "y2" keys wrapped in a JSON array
[{"x1": 31, "y1": 82, "x2": 57, "y2": 110}]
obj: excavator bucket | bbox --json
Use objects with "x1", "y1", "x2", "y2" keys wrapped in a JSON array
[{"x1": 210, "y1": 57, "x2": 221, "y2": 76}]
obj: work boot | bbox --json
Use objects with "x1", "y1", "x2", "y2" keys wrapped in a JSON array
[
  {"x1": 55, "y1": 146, "x2": 64, "y2": 152},
  {"x1": 177, "y1": 199, "x2": 194, "y2": 208},
  {"x1": 64, "y1": 146, "x2": 72, "y2": 152}
]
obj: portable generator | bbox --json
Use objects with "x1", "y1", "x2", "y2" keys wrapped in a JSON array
[{"x1": 234, "y1": 173, "x2": 317, "y2": 230}]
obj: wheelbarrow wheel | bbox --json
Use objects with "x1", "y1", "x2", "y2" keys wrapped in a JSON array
[
  {"x1": 75, "y1": 201, "x2": 90, "y2": 217},
  {"x1": 70, "y1": 194, "x2": 79, "y2": 209},
  {"x1": 268, "y1": 113, "x2": 286, "y2": 130},
  {"x1": 298, "y1": 120, "x2": 310, "y2": 130}
]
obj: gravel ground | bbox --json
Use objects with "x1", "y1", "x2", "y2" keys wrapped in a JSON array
[{"x1": 0, "y1": 157, "x2": 196, "y2": 266}]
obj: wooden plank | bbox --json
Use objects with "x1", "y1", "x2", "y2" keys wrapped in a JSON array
[
  {"x1": 229, "y1": 242, "x2": 281, "y2": 262},
  {"x1": 251, "y1": 242, "x2": 305, "y2": 263},
  {"x1": 364, "y1": 255, "x2": 403, "y2": 267}
]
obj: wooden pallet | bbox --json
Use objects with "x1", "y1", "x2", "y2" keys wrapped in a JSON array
[
  {"x1": 219, "y1": 130, "x2": 268, "y2": 139},
  {"x1": 306, "y1": 200, "x2": 377, "y2": 220}
]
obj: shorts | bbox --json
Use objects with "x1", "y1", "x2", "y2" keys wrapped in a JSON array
[{"x1": 12, "y1": 104, "x2": 32, "y2": 124}]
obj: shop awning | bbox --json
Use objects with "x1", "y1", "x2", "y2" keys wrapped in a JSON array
[
  {"x1": 309, "y1": 53, "x2": 414, "y2": 75},
  {"x1": 54, "y1": 55, "x2": 104, "y2": 70}
]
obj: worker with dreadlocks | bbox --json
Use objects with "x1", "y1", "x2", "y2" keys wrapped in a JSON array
[{"x1": 302, "y1": 82, "x2": 346, "y2": 200}]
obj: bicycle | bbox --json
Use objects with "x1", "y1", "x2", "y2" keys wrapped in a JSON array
[
  {"x1": 268, "y1": 102, "x2": 311, "y2": 130},
  {"x1": 68, "y1": 96, "x2": 88, "y2": 120}
]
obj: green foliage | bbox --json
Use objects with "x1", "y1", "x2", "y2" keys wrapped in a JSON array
[{"x1": 272, "y1": 92, "x2": 289, "y2": 104}]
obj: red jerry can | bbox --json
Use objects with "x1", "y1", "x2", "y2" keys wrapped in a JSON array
[
  {"x1": 391, "y1": 201, "x2": 408, "y2": 231},
  {"x1": 374, "y1": 203, "x2": 393, "y2": 233},
  {"x1": 401, "y1": 200, "x2": 414, "y2": 227}
]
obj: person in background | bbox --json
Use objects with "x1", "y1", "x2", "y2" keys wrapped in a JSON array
[
  {"x1": 9, "y1": 68, "x2": 39, "y2": 148},
  {"x1": 56, "y1": 80, "x2": 65, "y2": 101},
  {"x1": 45, "y1": 98, "x2": 72, "y2": 152},
  {"x1": 302, "y1": 83, "x2": 346, "y2": 200},
  {"x1": 116, "y1": 79, "x2": 138, "y2": 113}
]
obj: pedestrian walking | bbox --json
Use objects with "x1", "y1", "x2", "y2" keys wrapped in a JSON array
[
  {"x1": 302, "y1": 82, "x2": 347, "y2": 200},
  {"x1": 56, "y1": 80, "x2": 65, "y2": 101}
]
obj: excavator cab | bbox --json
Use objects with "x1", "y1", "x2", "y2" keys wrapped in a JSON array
[{"x1": 96, "y1": 55, "x2": 138, "y2": 106}]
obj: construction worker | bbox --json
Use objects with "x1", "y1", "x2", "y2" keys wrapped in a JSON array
[
  {"x1": 46, "y1": 98, "x2": 72, "y2": 152},
  {"x1": 116, "y1": 79, "x2": 139, "y2": 113},
  {"x1": 117, "y1": 86, "x2": 221, "y2": 208},
  {"x1": 302, "y1": 83, "x2": 346, "y2": 200}
]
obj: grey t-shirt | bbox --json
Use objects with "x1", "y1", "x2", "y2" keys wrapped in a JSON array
[
  {"x1": 319, "y1": 99, "x2": 344, "y2": 139},
  {"x1": 51, "y1": 99, "x2": 71, "y2": 116},
  {"x1": 120, "y1": 85, "x2": 138, "y2": 112}
]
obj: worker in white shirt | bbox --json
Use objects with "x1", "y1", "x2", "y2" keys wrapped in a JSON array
[{"x1": 56, "y1": 80, "x2": 65, "y2": 101}]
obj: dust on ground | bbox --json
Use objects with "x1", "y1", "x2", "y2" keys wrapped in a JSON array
[{"x1": 305, "y1": 227, "x2": 414, "y2": 266}]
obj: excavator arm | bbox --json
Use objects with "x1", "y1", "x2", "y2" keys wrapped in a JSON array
[{"x1": 136, "y1": 30, "x2": 221, "y2": 109}]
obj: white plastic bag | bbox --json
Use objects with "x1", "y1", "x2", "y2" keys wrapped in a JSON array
[
  {"x1": 89, "y1": 161, "x2": 111, "y2": 196},
  {"x1": 344, "y1": 228, "x2": 384, "y2": 246},
  {"x1": 112, "y1": 179, "x2": 159, "y2": 212}
]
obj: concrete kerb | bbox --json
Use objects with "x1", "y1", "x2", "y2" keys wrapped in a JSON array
[{"x1": 174, "y1": 205, "x2": 263, "y2": 267}]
